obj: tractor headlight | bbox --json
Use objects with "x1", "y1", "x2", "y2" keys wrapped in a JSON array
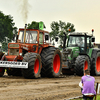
[
  {"x1": 68, "y1": 54, "x2": 71, "y2": 57},
  {"x1": 5, "y1": 52, "x2": 8, "y2": 55},
  {"x1": 19, "y1": 53, "x2": 22, "y2": 56}
]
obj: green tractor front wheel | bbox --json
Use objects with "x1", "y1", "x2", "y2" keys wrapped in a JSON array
[{"x1": 75, "y1": 55, "x2": 90, "y2": 76}]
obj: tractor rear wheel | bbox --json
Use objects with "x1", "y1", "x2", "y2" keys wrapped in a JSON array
[
  {"x1": 6, "y1": 68, "x2": 22, "y2": 76},
  {"x1": 22, "y1": 53, "x2": 41, "y2": 79},
  {"x1": 41, "y1": 47, "x2": 62, "y2": 77},
  {"x1": 75, "y1": 55, "x2": 90, "y2": 76},
  {"x1": 0, "y1": 51, "x2": 5, "y2": 77},
  {"x1": 91, "y1": 52, "x2": 100, "y2": 75}
]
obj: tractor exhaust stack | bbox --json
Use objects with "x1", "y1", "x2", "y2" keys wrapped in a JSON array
[{"x1": 24, "y1": 24, "x2": 27, "y2": 44}]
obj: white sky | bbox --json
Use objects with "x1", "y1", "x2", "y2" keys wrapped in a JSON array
[{"x1": 0, "y1": 0, "x2": 100, "y2": 42}]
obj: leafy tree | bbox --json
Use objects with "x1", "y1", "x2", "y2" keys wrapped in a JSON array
[
  {"x1": 50, "y1": 20, "x2": 75, "y2": 45},
  {"x1": 27, "y1": 21, "x2": 39, "y2": 29},
  {"x1": 0, "y1": 11, "x2": 17, "y2": 51},
  {"x1": 1, "y1": 42, "x2": 7, "y2": 52},
  {"x1": 27, "y1": 21, "x2": 46, "y2": 29}
]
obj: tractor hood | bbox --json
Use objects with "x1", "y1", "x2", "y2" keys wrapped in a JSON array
[
  {"x1": 8, "y1": 43, "x2": 33, "y2": 51},
  {"x1": 66, "y1": 47, "x2": 80, "y2": 53},
  {"x1": 66, "y1": 47, "x2": 80, "y2": 59},
  {"x1": 8, "y1": 43, "x2": 20, "y2": 48}
]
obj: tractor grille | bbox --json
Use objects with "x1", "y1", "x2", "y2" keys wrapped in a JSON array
[
  {"x1": 9, "y1": 49, "x2": 19, "y2": 56},
  {"x1": 65, "y1": 49, "x2": 72, "y2": 54},
  {"x1": 9, "y1": 44, "x2": 19, "y2": 48}
]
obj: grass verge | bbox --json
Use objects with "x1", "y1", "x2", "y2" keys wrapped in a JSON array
[{"x1": 71, "y1": 95, "x2": 100, "y2": 100}]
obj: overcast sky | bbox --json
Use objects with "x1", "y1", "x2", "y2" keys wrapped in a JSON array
[{"x1": 0, "y1": 0, "x2": 100, "y2": 42}]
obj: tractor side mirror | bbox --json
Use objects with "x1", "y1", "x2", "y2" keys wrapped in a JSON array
[
  {"x1": 45, "y1": 35, "x2": 49, "y2": 40},
  {"x1": 12, "y1": 34, "x2": 16, "y2": 41},
  {"x1": 55, "y1": 37, "x2": 58, "y2": 42},
  {"x1": 92, "y1": 37, "x2": 95, "y2": 42},
  {"x1": 16, "y1": 35, "x2": 18, "y2": 42}
]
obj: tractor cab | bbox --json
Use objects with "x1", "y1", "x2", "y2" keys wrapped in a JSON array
[
  {"x1": 17, "y1": 22, "x2": 50, "y2": 45},
  {"x1": 17, "y1": 29, "x2": 50, "y2": 45},
  {"x1": 67, "y1": 33, "x2": 94, "y2": 54}
]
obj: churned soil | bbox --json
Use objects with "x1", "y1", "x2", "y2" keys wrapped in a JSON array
[{"x1": 0, "y1": 73, "x2": 99, "y2": 100}]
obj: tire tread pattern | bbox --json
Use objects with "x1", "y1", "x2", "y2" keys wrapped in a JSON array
[
  {"x1": 22, "y1": 53, "x2": 41, "y2": 79},
  {"x1": 75, "y1": 55, "x2": 90, "y2": 76},
  {"x1": 41, "y1": 47, "x2": 62, "y2": 77}
]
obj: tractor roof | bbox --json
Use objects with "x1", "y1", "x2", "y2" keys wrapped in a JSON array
[
  {"x1": 69, "y1": 32, "x2": 92, "y2": 37},
  {"x1": 19, "y1": 28, "x2": 49, "y2": 33}
]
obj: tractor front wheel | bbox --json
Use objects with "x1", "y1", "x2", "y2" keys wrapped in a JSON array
[
  {"x1": 22, "y1": 53, "x2": 41, "y2": 79},
  {"x1": 75, "y1": 55, "x2": 90, "y2": 76}
]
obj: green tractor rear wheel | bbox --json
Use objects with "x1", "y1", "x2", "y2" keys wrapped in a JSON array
[
  {"x1": 75, "y1": 55, "x2": 90, "y2": 76},
  {"x1": 91, "y1": 52, "x2": 100, "y2": 75}
]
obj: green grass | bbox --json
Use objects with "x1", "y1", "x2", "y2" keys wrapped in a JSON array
[
  {"x1": 71, "y1": 95, "x2": 100, "y2": 100},
  {"x1": 95, "y1": 95, "x2": 100, "y2": 100}
]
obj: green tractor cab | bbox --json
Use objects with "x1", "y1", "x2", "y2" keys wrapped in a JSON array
[{"x1": 62, "y1": 32, "x2": 100, "y2": 76}]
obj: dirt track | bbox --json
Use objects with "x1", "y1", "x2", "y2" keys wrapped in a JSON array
[{"x1": 0, "y1": 73, "x2": 100, "y2": 100}]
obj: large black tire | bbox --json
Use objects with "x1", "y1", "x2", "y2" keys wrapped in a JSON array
[
  {"x1": 22, "y1": 53, "x2": 41, "y2": 79},
  {"x1": 0, "y1": 51, "x2": 5, "y2": 77},
  {"x1": 91, "y1": 52, "x2": 100, "y2": 75},
  {"x1": 41, "y1": 47, "x2": 62, "y2": 77},
  {"x1": 75, "y1": 55, "x2": 90, "y2": 76},
  {"x1": 0, "y1": 51, "x2": 4, "y2": 59},
  {"x1": 6, "y1": 68, "x2": 22, "y2": 76}
]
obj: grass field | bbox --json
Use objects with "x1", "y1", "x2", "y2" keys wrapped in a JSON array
[{"x1": 71, "y1": 95, "x2": 100, "y2": 100}]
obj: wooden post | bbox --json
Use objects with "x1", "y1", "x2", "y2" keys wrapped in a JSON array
[{"x1": 95, "y1": 82, "x2": 99, "y2": 100}]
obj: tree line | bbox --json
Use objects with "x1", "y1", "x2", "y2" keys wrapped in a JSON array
[
  {"x1": 0, "y1": 11, "x2": 75, "y2": 51},
  {"x1": 0, "y1": 11, "x2": 17, "y2": 51}
]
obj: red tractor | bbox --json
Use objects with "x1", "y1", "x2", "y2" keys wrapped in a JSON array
[{"x1": 0, "y1": 23, "x2": 62, "y2": 78}]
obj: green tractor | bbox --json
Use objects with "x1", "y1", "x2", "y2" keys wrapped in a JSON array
[{"x1": 62, "y1": 30, "x2": 100, "y2": 76}]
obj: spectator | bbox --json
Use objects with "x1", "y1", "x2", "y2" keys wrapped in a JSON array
[{"x1": 81, "y1": 70, "x2": 96, "y2": 100}]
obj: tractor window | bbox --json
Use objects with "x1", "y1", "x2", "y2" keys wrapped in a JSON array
[
  {"x1": 18, "y1": 31, "x2": 38, "y2": 43},
  {"x1": 87, "y1": 37, "x2": 90, "y2": 47},
  {"x1": 26, "y1": 31, "x2": 37, "y2": 43},
  {"x1": 68, "y1": 36, "x2": 85, "y2": 47},
  {"x1": 39, "y1": 32, "x2": 43, "y2": 44},
  {"x1": 44, "y1": 33, "x2": 50, "y2": 43},
  {"x1": 18, "y1": 31, "x2": 23, "y2": 42},
  {"x1": 87, "y1": 37, "x2": 91, "y2": 53}
]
